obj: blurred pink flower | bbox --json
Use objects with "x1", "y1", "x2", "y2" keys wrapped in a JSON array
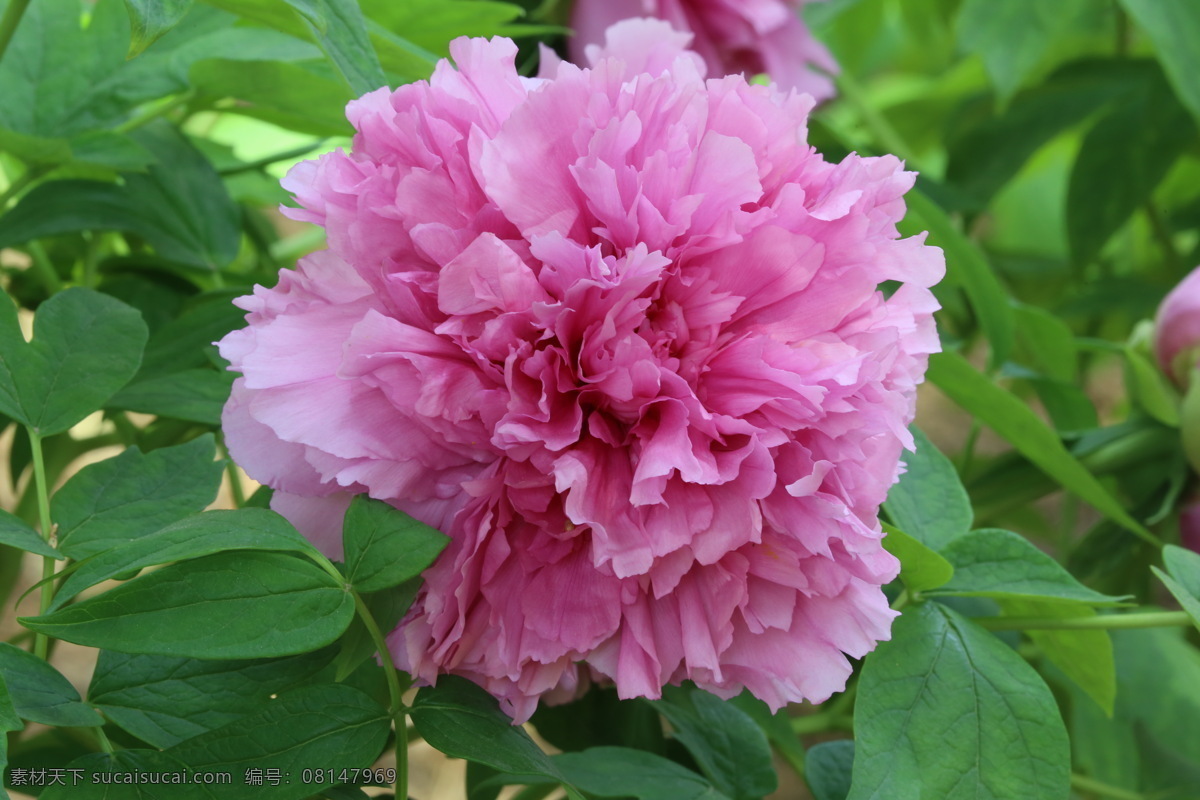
[
  {"x1": 1155, "y1": 266, "x2": 1200, "y2": 386},
  {"x1": 570, "y1": 0, "x2": 838, "y2": 101},
  {"x1": 1181, "y1": 499, "x2": 1200, "y2": 554},
  {"x1": 219, "y1": 20, "x2": 943, "y2": 722}
]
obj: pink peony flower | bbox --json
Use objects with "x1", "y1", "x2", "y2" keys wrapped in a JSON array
[
  {"x1": 1155, "y1": 266, "x2": 1200, "y2": 386},
  {"x1": 570, "y1": 0, "x2": 839, "y2": 101},
  {"x1": 219, "y1": 19, "x2": 943, "y2": 722}
]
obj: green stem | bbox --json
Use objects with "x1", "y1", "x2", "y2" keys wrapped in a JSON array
[
  {"x1": 352, "y1": 591, "x2": 403, "y2": 715},
  {"x1": 351, "y1": 590, "x2": 408, "y2": 799},
  {"x1": 791, "y1": 711, "x2": 853, "y2": 735},
  {"x1": 27, "y1": 429, "x2": 57, "y2": 660},
  {"x1": 836, "y1": 71, "x2": 918, "y2": 165},
  {"x1": 509, "y1": 785, "x2": 557, "y2": 800},
  {"x1": 1071, "y1": 773, "x2": 1145, "y2": 800},
  {"x1": 115, "y1": 91, "x2": 196, "y2": 134},
  {"x1": 976, "y1": 610, "x2": 1191, "y2": 632},
  {"x1": 217, "y1": 435, "x2": 246, "y2": 509},
  {"x1": 1059, "y1": 493, "x2": 1079, "y2": 554},
  {"x1": 108, "y1": 412, "x2": 139, "y2": 447},
  {"x1": 1145, "y1": 201, "x2": 1184, "y2": 274},
  {"x1": 959, "y1": 418, "x2": 982, "y2": 479},
  {"x1": 397, "y1": 717, "x2": 409, "y2": 800},
  {"x1": 825, "y1": 680, "x2": 858, "y2": 719},
  {"x1": 0, "y1": 0, "x2": 31, "y2": 65},
  {"x1": 94, "y1": 724, "x2": 115, "y2": 755},
  {"x1": 0, "y1": 164, "x2": 47, "y2": 209},
  {"x1": 81, "y1": 231, "x2": 105, "y2": 289},
  {"x1": 218, "y1": 141, "x2": 328, "y2": 176},
  {"x1": 27, "y1": 240, "x2": 65, "y2": 295}
]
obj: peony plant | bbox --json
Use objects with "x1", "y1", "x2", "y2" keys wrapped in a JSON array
[
  {"x1": 0, "y1": 2, "x2": 1198, "y2": 800},
  {"x1": 220, "y1": 19, "x2": 943, "y2": 722}
]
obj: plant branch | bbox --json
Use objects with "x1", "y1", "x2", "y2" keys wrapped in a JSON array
[
  {"x1": 217, "y1": 434, "x2": 247, "y2": 509},
  {"x1": 27, "y1": 429, "x2": 57, "y2": 660},
  {"x1": 218, "y1": 141, "x2": 328, "y2": 176},
  {"x1": 352, "y1": 590, "x2": 407, "y2": 799},
  {"x1": 1071, "y1": 773, "x2": 1145, "y2": 800},
  {"x1": 115, "y1": 91, "x2": 196, "y2": 134},
  {"x1": 0, "y1": 164, "x2": 48, "y2": 209},
  {"x1": 836, "y1": 71, "x2": 918, "y2": 166},
  {"x1": 791, "y1": 711, "x2": 854, "y2": 735},
  {"x1": 26, "y1": 241, "x2": 65, "y2": 295},
  {"x1": 1145, "y1": 201, "x2": 1184, "y2": 274},
  {"x1": 976, "y1": 610, "x2": 1190, "y2": 631}
]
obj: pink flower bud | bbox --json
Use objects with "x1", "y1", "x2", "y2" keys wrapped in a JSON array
[
  {"x1": 1155, "y1": 267, "x2": 1200, "y2": 386},
  {"x1": 570, "y1": 0, "x2": 839, "y2": 101},
  {"x1": 1181, "y1": 499, "x2": 1200, "y2": 554}
]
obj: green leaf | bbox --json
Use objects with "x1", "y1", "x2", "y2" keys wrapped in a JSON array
[
  {"x1": 165, "y1": 684, "x2": 389, "y2": 799},
  {"x1": 188, "y1": 58, "x2": 353, "y2": 136},
  {"x1": 88, "y1": 648, "x2": 337, "y2": 748},
  {"x1": 999, "y1": 598, "x2": 1116, "y2": 716},
  {"x1": 0, "y1": 124, "x2": 242, "y2": 270},
  {"x1": 42, "y1": 750, "x2": 219, "y2": 800},
  {"x1": 115, "y1": 5, "x2": 323, "y2": 101},
  {"x1": 0, "y1": 643, "x2": 102, "y2": 727},
  {"x1": 1118, "y1": 0, "x2": 1200, "y2": 121},
  {"x1": 727, "y1": 693, "x2": 806, "y2": 783},
  {"x1": 0, "y1": 0, "x2": 134, "y2": 142},
  {"x1": 136, "y1": 290, "x2": 248, "y2": 378},
  {"x1": 282, "y1": 0, "x2": 385, "y2": 95},
  {"x1": 52, "y1": 508, "x2": 324, "y2": 610},
  {"x1": 530, "y1": 686, "x2": 666, "y2": 756},
  {"x1": 902, "y1": 190, "x2": 1014, "y2": 368},
  {"x1": 554, "y1": 747, "x2": 728, "y2": 800},
  {"x1": 124, "y1": 0, "x2": 195, "y2": 57},
  {"x1": 0, "y1": 508, "x2": 62, "y2": 559},
  {"x1": 883, "y1": 426, "x2": 971, "y2": 550},
  {"x1": 1124, "y1": 341, "x2": 1181, "y2": 427},
  {"x1": 341, "y1": 496, "x2": 449, "y2": 593},
  {"x1": 1104, "y1": 627, "x2": 1200, "y2": 794},
  {"x1": 946, "y1": 60, "x2": 1148, "y2": 205},
  {"x1": 931, "y1": 528, "x2": 1126, "y2": 605},
  {"x1": 121, "y1": 122, "x2": 243, "y2": 269},
  {"x1": 927, "y1": 350, "x2": 1157, "y2": 543},
  {"x1": 0, "y1": 673, "x2": 20, "y2": 800},
  {"x1": 411, "y1": 676, "x2": 565, "y2": 780},
  {"x1": 0, "y1": 674, "x2": 19, "y2": 731},
  {"x1": 0, "y1": 288, "x2": 147, "y2": 436},
  {"x1": 1162, "y1": 545, "x2": 1200, "y2": 598},
  {"x1": 1152, "y1": 545, "x2": 1200, "y2": 633},
  {"x1": 68, "y1": 130, "x2": 156, "y2": 171},
  {"x1": 21, "y1": 551, "x2": 355, "y2": 659},
  {"x1": 1012, "y1": 302, "x2": 1077, "y2": 383},
  {"x1": 359, "y1": 0, "x2": 525, "y2": 54},
  {"x1": 1023, "y1": 376, "x2": 1099, "y2": 435},
  {"x1": 955, "y1": 0, "x2": 1091, "y2": 104},
  {"x1": 1067, "y1": 63, "x2": 1196, "y2": 267},
  {"x1": 54, "y1": 435, "x2": 224, "y2": 560},
  {"x1": 848, "y1": 603, "x2": 1070, "y2": 800},
  {"x1": 107, "y1": 368, "x2": 234, "y2": 425},
  {"x1": 881, "y1": 524, "x2": 954, "y2": 593},
  {"x1": 651, "y1": 687, "x2": 776, "y2": 800},
  {"x1": 806, "y1": 740, "x2": 854, "y2": 800}
]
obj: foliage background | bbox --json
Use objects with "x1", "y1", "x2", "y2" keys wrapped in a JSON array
[{"x1": 2, "y1": 0, "x2": 1200, "y2": 799}]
